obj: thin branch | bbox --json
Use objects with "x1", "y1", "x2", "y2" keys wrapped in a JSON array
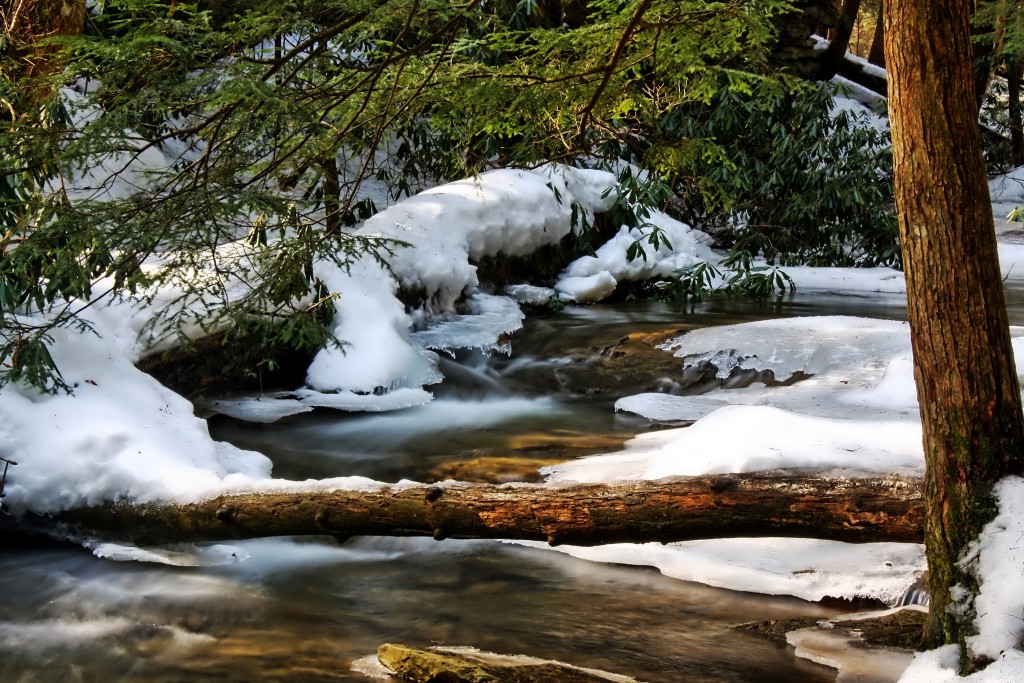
[{"x1": 578, "y1": 0, "x2": 655, "y2": 138}]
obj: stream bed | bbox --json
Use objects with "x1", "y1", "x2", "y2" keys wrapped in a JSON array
[{"x1": 5, "y1": 289, "x2": 1020, "y2": 682}]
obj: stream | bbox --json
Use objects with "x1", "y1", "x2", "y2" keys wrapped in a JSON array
[{"x1": 4, "y1": 288, "x2": 1024, "y2": 682}]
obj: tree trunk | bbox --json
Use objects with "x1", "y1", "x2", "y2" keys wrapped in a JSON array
[
  {"x1": 867, "y1": 6, "x2": 885, "y2": 68},
  {"x1": 884, "y1": 0, "x2": 1024, "y2": 657},
  {"x1": 321, "y1": 153, "x2": 342, "y2": 237},
  {"x1": 972, "y1": 2, "x2": 998, "y2": 113},
  {"x1": 19, "y1": 472, "x2": 926, "y2": 547},
  {"x1": 1009, "y1": 59, "x2": 1024, "y2": 166},
  {"x1": 817, "y1": 0, "x2": 863, "y2": 80}
]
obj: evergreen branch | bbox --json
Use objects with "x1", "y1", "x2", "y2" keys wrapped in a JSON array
[{"x1": 578, "y1": 0, "x2": 655, "y2": 139}]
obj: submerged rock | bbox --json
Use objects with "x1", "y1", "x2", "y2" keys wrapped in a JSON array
[
  {"x1": 376, "y1": 643, "x2": 643, "y2": 683},
  {"x1": 738, "y1": 606, "x2": 926, "y2": 650},
  {"x1": 428, "y1": 456, "x2": 567, "y2": 484},
  {"x1": 503, "y1": 329, "x2": 698, "y2": 396}
]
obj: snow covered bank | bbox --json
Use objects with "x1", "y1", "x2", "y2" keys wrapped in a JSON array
[
  {"x1": 888, "y1": 476, "x2": 1024, "y2": 682},
  {"x1": 0, "y1": 309, "x2": 398, "y2": 515}
]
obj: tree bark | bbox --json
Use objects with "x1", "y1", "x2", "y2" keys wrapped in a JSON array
[
  {"x1": 321, "y1": 153, "x2": 342, "y2": 237},
  {"x1": 816, "y1": 0, "x2": 863, "y2": 80},
  {"x1": 971, "y1": 2, "x2": 998, "y2": 113},
  {"x1": 867, "y1": 5, "x2": 885, "y2": 68},
  {"x1": 884, "y1": 0, "x2": 1024, "y2": 656},
  {"x1": 1009, "y1": 59, "x2": 1024, "y2": 166},
  {"x1": 21, "y1": 472, "x2": 926, "y2": 547}
]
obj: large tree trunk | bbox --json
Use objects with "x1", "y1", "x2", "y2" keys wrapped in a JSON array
[
  {"x1": 884, "y1": 0, "x2": 1024, "y2": 656},
  {"x1": 18, "y1": 472, "x2": 926, "y2": 547}
]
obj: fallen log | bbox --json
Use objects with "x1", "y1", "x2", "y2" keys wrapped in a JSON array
[{"x1": 22, "y1": 471, "x2": 925, "y2": 547}]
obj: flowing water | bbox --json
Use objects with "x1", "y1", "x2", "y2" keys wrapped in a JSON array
[{"x1": 5, "y1": 288, "x2": 1021, "y2": 682}]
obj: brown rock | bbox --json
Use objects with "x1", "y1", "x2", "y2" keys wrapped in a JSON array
[{"x1": 376, "y1": 643, "x2": 643, "y2": 683}]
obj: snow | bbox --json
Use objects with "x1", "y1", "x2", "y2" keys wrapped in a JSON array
[
  {"x1": 0, "y1": 319, "x2": 274, "y2": 513},
  {"x1": 899, "y1": 646, "x2": 1024, "y2": 682},
  {"x1": 544, "y1": 404, "x2": 923, "y2": 483},
  {"x1": 556, "y1": 219, "x2": 717, "y2": 297},
  {"x1": 966, "y1": 476, "x2": 1024, "y2": 662}
]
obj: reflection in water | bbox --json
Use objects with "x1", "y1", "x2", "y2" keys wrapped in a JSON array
[
  {"x1": 3, "y1": 294, "x2": 951, "y2": 682},
  {"x1": 212, "y1": 396, "x2": 649, "y2": 483}
]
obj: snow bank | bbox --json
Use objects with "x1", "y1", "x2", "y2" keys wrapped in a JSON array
[
  {"x1": 304, "y1": 163, "x2": 715, "y2": 401},
  {"x1": 0, "y1": 308, "x2": 401, "y2": 515},
  {"x1": 1, "y1": 162, "x2": 724, "y2": 512},
  {"x1": 899, "y1": 647, "x2": 1024, "y2": 683},
  {"x1": 555, "y1": 216, "x2": 717, "y2": 301},
  {"x1": 0, "y1": 320, "x2": 275, "y2": 513},
  {"x1": 305, "y1": 165, "x2": 616, "y2": 397},
  {"x1": 546, "y1": 316, "x2": 927, "y2": 486},
  {"x1": 544, "y1": 404, "x2": 923, "y2": 484}
]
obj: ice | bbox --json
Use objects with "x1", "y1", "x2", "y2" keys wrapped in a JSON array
[
  {"x1": 660, "y1": 316, "x2": 912, "y2": 385},
  {"x1": 613, "y1": 394, "x2": 731, "y2": 422},
  {"x1": 293, "y1": 386, "x2": 434, "y2": 412},
  {"x1": 518, "y1": 538, "x2": 924, "y2": 605},
  {"x1": 87, "y1": 542, "x2": 251, "y2": 567},
  {"x1": 505, "y1": 284, "x2": 556, "y2": 305},
  {"x1": 204, "y1": 395, "x2": 314, "y2": 423},
  {"x1": 411, "y1": 293, "x2": 525, "y2": 355}
]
